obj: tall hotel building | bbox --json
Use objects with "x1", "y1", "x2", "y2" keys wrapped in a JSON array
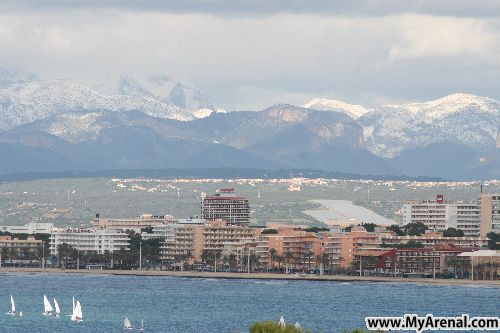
[
  {"x1": 201, "y1": 189, "x2": 250, "y2": 225},
  {"x1": 480, "y1": 193, "x2": 500, "y2": 237},
  {"x1": 402, "y1": 195, "x2": 480, "y2": 236}
]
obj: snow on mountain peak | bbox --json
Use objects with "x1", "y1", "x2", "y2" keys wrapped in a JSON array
[
  {"x1": 383, "y1": 93, "x2": 499, "y2": 119},
  {"x1": 303, "y1": 98, "x2": 372, "y2": 119}
]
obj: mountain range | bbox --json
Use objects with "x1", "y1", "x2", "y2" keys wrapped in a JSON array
[{"x1": 0, "y1": 68, "x2": 498, "y2": 180}]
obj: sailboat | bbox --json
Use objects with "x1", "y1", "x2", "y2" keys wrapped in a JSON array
[
  {"x1": 123, "y1": 317, "x2": 132, "y2": 330},
  {"x1": 138, "y1": 319, "x2": 144, "y2": 332},
  {"x1": 53, "y1": 298, "x2": 61, "y2": 317},
  {"x1": 71, "y1": 300, "x2": 83, "y2": 322},
  {"x1": 67, "y1": 297, "x2": 75, "y2": 317},
  {"x1": 43, "y1": 295, "x2": 54, "y2": 316},
  {"x1": 278, "y1": 316, "x2": 286, "y2": 327},
  {"x1": 6, "y1": 295, "x2": 16, "y2": 315},
  {"x1": 294, "y1": 322, "x2": 302, "y2": 331}
]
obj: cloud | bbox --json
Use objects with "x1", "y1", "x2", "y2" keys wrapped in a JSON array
[
  {"x1": 1, "y1": 0, "x2": 500, "y2": 18},
  {"x1": 0, "y1": 5, "x2": 498, "y2": 109},
  {"x1": 389, "y1": 16, "x2": 500, "y2": 63}
]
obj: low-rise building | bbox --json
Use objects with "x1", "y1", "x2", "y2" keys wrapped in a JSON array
[
  {"x1": 49, "y1": 228, "x2": 130, "y2": 255},
  {"x1": 381, "y1": 232, "x2": 488, "y2": 248},
  {"x1": 0, "y1": 236, "x2": 43, "y2": 264},
  {"x1": 91, "y1": 213, "x2": 175, "y2": 232},
  {"x1": 0, "y1": 222, "x2": 54, "y2": 234}
]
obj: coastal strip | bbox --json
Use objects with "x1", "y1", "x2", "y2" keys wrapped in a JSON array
[{"x1": 1, "y1": 268, "x2": 499, "y2": 287}]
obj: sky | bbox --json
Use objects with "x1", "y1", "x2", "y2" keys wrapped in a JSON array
[{"x1": 0, "y1": 0, "x2": 499, "y2": 110}]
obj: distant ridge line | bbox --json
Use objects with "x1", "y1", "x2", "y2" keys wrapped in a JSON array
[{"x1": 0, "y1": 168, "x2": 444, "y2": 182}]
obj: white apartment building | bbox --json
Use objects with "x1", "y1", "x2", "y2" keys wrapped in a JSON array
[
  {"x1": 402, "y1": 195, "x2": 480, "y2": 236},
  {"x1": 50, "y1": 228, "x2": 130, "y2": 255},
  {"x1": 0, "y1": 222, "x2": 54, "y2": 234}
]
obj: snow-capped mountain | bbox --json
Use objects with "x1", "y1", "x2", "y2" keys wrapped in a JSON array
[
  {"x1": 359, "y1": 93, "x2": 499, "y2": 157},
  {"x1": 0, "y1": 68, "x2": 498, "y2": 179},
  {"x1": 73, "y1": 74, "x2": 213, "y2": 112},
  {"x1": 303, "y1": 98, "x2": 373, "y2": 119},
  {"x1": 0, "y1": 70, "x2": 217, "y2": 130}
]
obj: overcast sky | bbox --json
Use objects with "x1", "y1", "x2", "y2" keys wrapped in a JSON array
[{"x1": 0, "y1": 0, "x2": 499, "y2": 110}]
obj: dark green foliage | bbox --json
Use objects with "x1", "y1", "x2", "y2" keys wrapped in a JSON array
[
  {"x1": 487, "y1": 232, "x2": 500, "y2": 250},
  {"x1": 302, "y1": 227, "x2": 329, "y2": 233},
  {"x1": 388, "y1": 223, "x2": 428, "y2": 236},
  {"x1": 380, "y1": 240, "x2": 423, "y2": 248},
  {"x1": 442, "y1": 228, "x2": 464, "y2": 237},
  {"x1": 388, "y1": 224, "x2": 405, "y2": 235},
  {"x1": 262, "y1": 229, "x2": 279, "y2": 234},
  {"x1": 361, "y1": 223, "x2": 377, "y2": 232}
]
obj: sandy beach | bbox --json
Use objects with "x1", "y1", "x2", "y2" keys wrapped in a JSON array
[{"x1": 1, "y1": 267, "x2": 498, "y2": 287}]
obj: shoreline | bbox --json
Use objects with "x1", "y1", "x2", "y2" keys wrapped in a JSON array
[{"x1": 1, "y1": 268, "x2": 499, "y2": 287}]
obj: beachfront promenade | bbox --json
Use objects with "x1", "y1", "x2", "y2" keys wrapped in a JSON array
[{"x1": 1, "y1": 267, "x2": 499, "y2": 286}]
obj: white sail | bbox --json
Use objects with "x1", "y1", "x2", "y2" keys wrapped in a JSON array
[
  {"x1": 53, "y1": 298, "x2": 60, "y2": 316},
  {"x1": 71, "y1": 300, "x2": 82, "y2": 321},
  {"x1": 138, "y1": 318, "x2": 144, "y2": 331},
  {"x1": 123, "y1": 316, "x2": 132, "y2": 329},
  {"x1": 10, "y1": 295, "x2": 15, "y2": 313},
  {"x1": 278, "y1": 316, "x2": 286, "y2": 327},
  {"x1": 43, "y1": 295, "x2": 54, "y2": 314},
  {"x1": 294, "y1": 322, "x2": 302, "y2": 331}
]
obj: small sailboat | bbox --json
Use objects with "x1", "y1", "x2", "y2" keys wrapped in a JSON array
[
  {"x1": 294, "y1": 322, "x2": 302, "y2": 331},
  {"x1": 67, "y1": 297, "x2": 75, "y2": 317},
  {"x1": 43, "y1": 295, "x2": 54, "y2": 316},
  {"x1": 71, "y1": 300, "x2": 82, "y2": 322},
  {"x1": 138, "y1": 319, "x2": 144, "y2": 332},
  {"x1": 278, "y1": 316, "x2": 286, "y2": 328},
  {"x1": 6, "y1": 295, "x2": 16, "y2": 315},
  {"x1": 123, "y1": 316, "x2": 132, "y2": 330},
  {"x1": 53, "y1": 298, "x2": 61, "y2": 317}
]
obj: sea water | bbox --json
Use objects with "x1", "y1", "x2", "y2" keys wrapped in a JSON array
[{"x1": 0, "y1": 273, "x2": 498, "y2": 332}]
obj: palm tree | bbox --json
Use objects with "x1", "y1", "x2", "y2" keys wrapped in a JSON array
[
  {"x1": 8, "y1": 247, "x2": 17, "y2": 267},
  {"x1": 284, "y1": 251, "x2": 294, "y2": 273},
  {"x1": 269, "y1": 248, "x2": 278, "y2": 271},
  {"x1": 276, "y1": 255, "x2": 284, "y2": 272}
]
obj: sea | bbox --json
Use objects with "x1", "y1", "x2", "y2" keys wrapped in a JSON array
[{"x1": 0, "y1": 273, "x2": 498, "y2": 333}]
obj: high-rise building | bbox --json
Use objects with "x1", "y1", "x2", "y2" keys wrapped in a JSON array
[
  {"x1": 402, "y1": 195, "x2": 480, "y2": 236},
  {"x1": 201, "y1": 189, "x2": 250, "y2": 225},
  {"x1": 479, "y1": 193, "x2": 500, "y2": 237}
]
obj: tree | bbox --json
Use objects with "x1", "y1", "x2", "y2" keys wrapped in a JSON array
[
  {"x1": 284, "y1": 251, "x2": 294, "y2": 272},
  {"x1": 388, "y1": 224, "x2": 405, "y2": 236},
  {"x1": 403, "y1": 222, "x2": 428, "y2": 236},
  {"x1": 362, "y1": 223, "x2": 377, "y2": 232},
  {"x1": 486, "y1": 232, "x2": 500, "y2": 250},
  {"x1": 276, "y1": 255, "x2": 284, "y2": 271},
  {"x1": 269, "y1": 248, "x2": 278, "y2": 271},
  {"x1": 443, "y1": 228, "x2": 464, "y2": 237},
  {"x1": 261, "y1": 229, "x2": 278, "y2": 234},
  {"x1": 57, "y1": 243, "x2": 77, "y2": 268}
]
